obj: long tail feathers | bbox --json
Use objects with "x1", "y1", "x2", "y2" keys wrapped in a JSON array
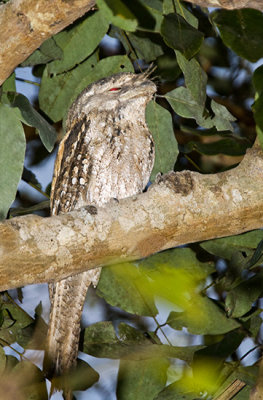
[{"x1": 44, "y1": 272, "x2": 92, "y2": 396}]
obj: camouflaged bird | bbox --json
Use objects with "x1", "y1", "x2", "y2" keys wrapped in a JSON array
[{"x1": 45, "y1": 72, "x2": 156, "y2": 397}]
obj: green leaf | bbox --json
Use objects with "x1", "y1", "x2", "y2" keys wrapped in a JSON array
[
  {"x1": 21, "y1": 37, "x2": 63, "y2": 67},
  {"x1": 256, "y1": 125, "x2": 263, "y2": 151},
  {"x1": 97, "y1": 263, "x2": 158, "y2": 316},
  {"x1": 163, "y1": 0, "x2": 198, "y2": 28},
  {"x1": 51, "y1": 359, "x2": 99, "y2": 393},
  {"x1": 39, "y1": 54, "x2": 133, "y2": 123},
  {"x1": 48, "y1": 10, "x2": 109, "y2": 74},
  {"x1": 0, "y1": 105, "x2": 26, "y2": 220},
  {"x1": 145, "y1": 101, "x2": 178, "y2": 180},
  {"x1": 252, "y1": 66, "x2": 263, "y2": 134},
  {"x1": 125, "y1": 32, "x2": 164, "y2": 62},
  {"x1": 0, "y1": 295, "x2": 34, "y2": 347},
  {"x1": 124, "y1": 0, "x2": 163, "y2": 32},
  {"x1": 253, "y1": 65, "x2": 263, "y2": 95},
  {"x1": 195, "y1": 330, "x2": 244, "y2": 363},
  {"x1": 97, "y1": 0, "x2": 137, "y2": 32},
  {"x1": 212, "y1": 9, "x2": 263, "y2": 62},
  {"x1": 1, "y1": 73, "x2": 16, "y2": 93},
  {"x1": 12, "y1": 361, "x2": 48, "y2": 400},
  {"x1": 155, "y1": 383, "x2": 199, "y2": 400},
  {"x1": 240, "y1": 308, "x2": 262, "y2": 338},
  {"x1": 117, "y1": 357, "x2": 168, "y2": 400},
  {"x1": 200, "y1": 231, "x2": 263, "y2": 260},
  {"x1": 225, "y1": 270, "x2": 263, "y2": 318},
  {"x1": 0, "y1": 347, "x2": 6, "y2": 375},
  {"x1": 165, "y1": 87, "x2": 235, "y2": 132},
  {"x1": 167, "y1": 296, "x2": 240, "y2": 335},
  {"x1": 11, "y1": 93, "x2": 57, "y2": 152},
  {"x1": 165, "y1": 86, "x2": 213, "y2": 128},
  {"x1": 183, "y1": 137, "x2": 249, "y2": 156},
  {"x1": 161, "y1": 13, "x2": 204, "y2": 59},
  {"x1": 176, "y1": 51, "x2": 207, "y2": 109},
  {"x1": 83, "y1": 321, "x2": 204, "y2": 361},
  {"x1": 22, "y1": 167, "x2": 42, "y2": 189},
  {"x1": 0, "y1": 73, "x2": 16, "y2": 105},
  {"x1": 211, "y1": 100, "x2": 236, "y2": 132},
  {"x1": 140, "y1": 248, "x2": 214, "y2": 280}
]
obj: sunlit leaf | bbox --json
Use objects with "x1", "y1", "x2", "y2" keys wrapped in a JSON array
[
  {"x1": 97, "y1": 263, "x2": 158, "y2": 316},
  {"x1": 140, "y1": 247, "x2": 214, "y2": 280},
  {"x1": 0, "y1": 104, "x2": 25, "y2": 220},
  {"x1": 97, "y1": 0, "x2": 137, "y2": 32}
]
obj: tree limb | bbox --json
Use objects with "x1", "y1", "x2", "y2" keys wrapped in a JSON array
[
  {"x1": 187, "y1": 0, "x2": 263, "y2": 11},
  {"x1": 0, "y1": 0, "x2": 96, "y2": 85},
  {"x1": 0, "y1": 142, "x2": 263, "y2": 292}
]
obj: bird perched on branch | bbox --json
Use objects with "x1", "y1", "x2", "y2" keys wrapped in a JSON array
[{"x1": 45, "y1": 71, "x2": 156, "y2": 398}]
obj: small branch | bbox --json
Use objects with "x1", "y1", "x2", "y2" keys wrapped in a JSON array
[
  {"x1": 214, "y1": 379, "x2": 246, "y2": 400},
  {"x1": 0, "y1": 143, "x2": 263, "y2": 291}
]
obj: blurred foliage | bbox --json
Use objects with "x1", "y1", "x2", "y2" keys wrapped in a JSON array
[{"x1": 0, "y1": 0, "x2": 263, "y2": 399}]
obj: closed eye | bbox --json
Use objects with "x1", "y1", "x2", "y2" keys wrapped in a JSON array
[{"x1": 109, "y1": 87, "x2": 121, "y2": 92}]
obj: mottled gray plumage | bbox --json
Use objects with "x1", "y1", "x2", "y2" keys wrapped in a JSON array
[{"x1": 46, "y1": 72, "x2": 156, "y2": 393}]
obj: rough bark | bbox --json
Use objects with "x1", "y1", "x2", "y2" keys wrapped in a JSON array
[
  {"x1": 0, "y1": 142, "x2": 263, "y2": 292},
  {"x1": 187, "y1": 0, "x2": 263, "y2": 11},
  {"x1": 0, "y1": 0, "x2": 96, "y2": 85}
]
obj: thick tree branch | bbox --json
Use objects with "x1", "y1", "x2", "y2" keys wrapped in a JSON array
[
  {"x1": 0, "y1": 143, "x2": 263, "y2": 292},
  {"x1": 187, "y1": 0, "x2": 263, "y2": 11},
  {"x1": 0, "y1": 0, "x2": 96, "y2": 85}
]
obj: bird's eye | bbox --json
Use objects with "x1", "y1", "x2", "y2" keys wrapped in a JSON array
[{"x1": 109, "y1": 87, "x2": 121, "y2": 92}]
